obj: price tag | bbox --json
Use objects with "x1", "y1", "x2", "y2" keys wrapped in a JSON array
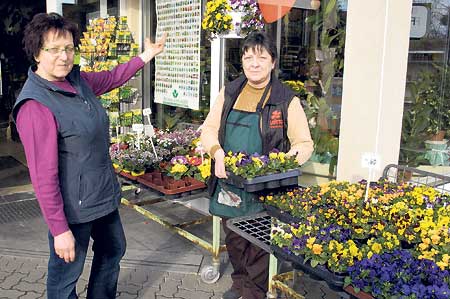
[
  {"x1": 143, "y1": 108, "x2": 152, "y2": 116},
  {"x1": 132, "y1": 124, "x2": 144, "y2": 133},
  {"x1": 144, "y1": 124, "x2": 155, "y2": 137}
]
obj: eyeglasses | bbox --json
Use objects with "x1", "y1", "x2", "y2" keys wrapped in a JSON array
[{"x1": 41, "y1": 46, "x2": 76, "y2": 55}]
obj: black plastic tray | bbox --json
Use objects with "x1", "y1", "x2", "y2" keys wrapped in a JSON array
[
  {"x1": 271, "y1": 245, "x2": 346, "y2": 290},
  {"x1": 265, "y1": 204, "x2": 303, "y2": 224},
  {"x1": 223, "y1": 169, "x2": 301, "y2": 192}
]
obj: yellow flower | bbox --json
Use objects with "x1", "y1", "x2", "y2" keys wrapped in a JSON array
[
  {"x1": 171, "y1": 164, "x2": 188, "y2": 174},
  {"x1": 215, "y1": 13, "x2": 222, "y2": 20},
  {"x1": 371, "y1": 242, "x2": 382, "y2": 254},
  {"x1": 312, "y1": 244, "x2": 323, "y2": 255},
  {"x1": 431, "y1": 234, "x2": 441, "y2": 245}
]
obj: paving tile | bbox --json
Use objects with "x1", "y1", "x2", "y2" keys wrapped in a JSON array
[
  {"x1": 1, "y1": 257, "x2": 23, "y2": 273},
  {"x1": 17, "y1": 260, "x2": 40, "y2": 274},
  {"x1": 0, "y1": 271, "x2": 11, "y2": 282},
  {"x1": 157, "y1": 278, "x2": 179, "y2": 297},
  {"x1": 0, "y1": 288, "x2": 26, "y2": 298},
  {"x1": 175, "y1": 289, "x2": 212, "y2": 299},
  {"x1": 116, "y1": 291, "x2": 139, "y2": 299},
  {"x1": 138, "y1": 286, "x2": 159, "y2": 299},
  {"x1": 180, "y1": 275, "x2": 198, "y2": 290},
  {"x1": 117, "y1": 283, "x2": 142, "y2": 295},
  {"x1": 129, "y1": 269, "x2": 149, "y2": 285},
  {"x1": 167, "y1": 272, "x2": 185, "y2": 282},
  {"x1": 0, "y1": 272, "x2": 26, "y2": 289},
  {"x1": 21, "y1": 269, "x2": 46, "y2": 284},
  {"x1": 14, "y1": 281, "x2": 45, "y2": 293},
  {"x1": 18, "y1": 291, "x2": 43, "y2": 299}
]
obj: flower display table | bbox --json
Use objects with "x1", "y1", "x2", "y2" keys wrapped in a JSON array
[{"x1": 226, "y1": 213, "x2": 364, "y2": 298}]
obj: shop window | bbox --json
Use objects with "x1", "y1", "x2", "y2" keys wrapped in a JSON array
[
  {"x1": 148, "y1": 0, "x2": 347, "y2": 185},
  {"x1": 265, "y1": 2, "x2": 346, "y2": 184},
  {"x1": 401, "y1": 1, "x2": 450, "y2": 170}
]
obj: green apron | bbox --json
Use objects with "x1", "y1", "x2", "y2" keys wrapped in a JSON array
[{"x1": 210, "y1": 84, "x2": 270, "y2": 218}]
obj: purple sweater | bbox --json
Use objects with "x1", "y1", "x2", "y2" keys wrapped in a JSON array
[{"x1": 16, "y1": 57, "x2": 145, "y2": 237}]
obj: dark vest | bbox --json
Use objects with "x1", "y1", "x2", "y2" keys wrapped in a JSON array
[
  {"x1": 13, "y1": 66, "x2": 121, "y2": 224},
  {"x1": 207, "y1": 74, "x2": 296, "y2": 196}
]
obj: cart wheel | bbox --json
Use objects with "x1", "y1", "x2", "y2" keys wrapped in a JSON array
[
  {"x1": 200, "y1": 265, "x2": 220, "y2": 284},
  {"x1": 134, "y1": 188, "x2": 141, "y2": 195}
]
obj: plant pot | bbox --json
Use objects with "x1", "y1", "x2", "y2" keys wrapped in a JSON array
[
  {"x1": 164, "y1": 178, "x2": 185, "y2": 190},
  {"x1": 397, "y1": 170, "x2": 413, "y2": 182},
  {"x1": 131, "y1": 170, "x2": 145, "y2": 177},
  {"x1": 429, "y1": 130, "x2": 446, "y2": 141}
]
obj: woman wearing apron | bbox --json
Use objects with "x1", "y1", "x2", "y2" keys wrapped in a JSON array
[{"x1": 201, "y1": 31, "x2": 313, "y2": 299}]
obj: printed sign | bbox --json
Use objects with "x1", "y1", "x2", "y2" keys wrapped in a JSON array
[{"x1": 155, "y1": 0, "x2": 201, "y2": 110}]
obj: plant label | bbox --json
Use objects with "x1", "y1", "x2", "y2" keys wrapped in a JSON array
[{"x1": 132, "y1": 124, "x2": 144, "y2": 133}]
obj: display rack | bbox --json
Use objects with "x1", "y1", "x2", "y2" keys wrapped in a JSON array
[
  {"x1": 227, "y1": 213, "x2": 304, "y2": 299},
  {"x1": 119, "y1": 176, "x2": 227, "y2": 284},
  {"x1": 226, "y1": 165, "x2": 450, "y2": 299},
  {"x1": 383, "y1": 163, "x2": 450, "y2": 192},
  {"x1": 78, "y1": 16, "x2": 142, "y2": 138}
]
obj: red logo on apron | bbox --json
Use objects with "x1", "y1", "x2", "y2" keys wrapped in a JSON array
[{"x1": 270, "y1": 110, "x2": 283, "y2": 129}]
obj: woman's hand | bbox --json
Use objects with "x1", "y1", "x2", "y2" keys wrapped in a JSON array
[
  {"x1": 214, "y1": 149, "x2": 228, "y2": 178},
  {"x1": 139, "y1": 32, "x2": 167, "y2": 63},
  {"x1": 54, "y1": 230, "x2": 76, "y2": 263}
]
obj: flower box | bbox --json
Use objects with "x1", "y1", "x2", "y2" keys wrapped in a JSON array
[
  {"x1": 271, "y1": 245, "x2": 346, "y2": 290},
  {"x1": 137, "y1": 171, "x2": 206, "y2": 197},
  {"x1": 223, "y1": 169, "x2": 301, "y2": 192},
  {"x1": 119, "y1": 171, "x2": 140, "y2": 181},
  {"x1": 343, "y1": 286, "x2": 374, "y2": 299}
]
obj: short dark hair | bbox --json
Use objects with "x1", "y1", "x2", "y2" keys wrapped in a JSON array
[
  {"x1": 23, "y1": 12, "x2": 80, "y2": 62},
  {"x1": 241, "y1": 31, "x2": 277, "y2": 62}
]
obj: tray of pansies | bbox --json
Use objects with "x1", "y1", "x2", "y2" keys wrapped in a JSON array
[
  {"x1": 222, "y1": 150, "x2": 301, "y2": 192},
  {"x1": 265, "y1": 179, "x2": 450, "y2": 299}
]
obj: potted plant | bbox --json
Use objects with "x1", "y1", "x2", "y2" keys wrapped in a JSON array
[{"x1": 409, "y1": 70, "x2": 448, "y2": 141}]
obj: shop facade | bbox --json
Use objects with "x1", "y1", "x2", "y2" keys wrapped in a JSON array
[{"x1": 45, "y1": 0, "x2": 450, "y2": 184}]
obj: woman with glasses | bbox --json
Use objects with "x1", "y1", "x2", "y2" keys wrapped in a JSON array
[{"x1": 12, "y1": 12, "x2": 166, "y2": 299}]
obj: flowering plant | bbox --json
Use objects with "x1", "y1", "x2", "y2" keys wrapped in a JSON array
[
  {"x1": 110, "y1": 147, "x2": 156, "y2": 175},
  {"x1": 167, "y1": 155, "x2": 190, "y2": 180},
  {"x1": 166, "y1": 154, "x2": 211, "y2": 182},
  {"x1": 229, "y1": 0, "x2": 264, "y2": 36},
  {"x1": 193, "y1": 158, "x2": 211, "y2": 183},
  {"x1": 202, "y1": 0, "x2": 233, "y2": 39},
  {"x1": 155, "y1": 128, "x2": 200, "y2": 157},
  {"x1": 224, "y1": 149, "x2": 299, "y2": 179},
  {"x1": 345, "y1": 250, "x2": 450, "y2": 299}
]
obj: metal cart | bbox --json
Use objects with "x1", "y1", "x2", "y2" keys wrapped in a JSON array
[
  {"x1": 119, "y1": 178, "x2": 227, "y2": 284},
  {"x1": 226, "y1": 164, "x2": 450, "y2": 299}
]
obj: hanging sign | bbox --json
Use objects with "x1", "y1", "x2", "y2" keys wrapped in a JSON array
[
  {"x1": 257, "y1": 0, "x2": 295, "y2": 23},
  {"x1": 410, "y1": 5, "x2": 429, "y2": 39},
  {"x1": 154, "y1": 0, "x2": 202, "y2": 110}
]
